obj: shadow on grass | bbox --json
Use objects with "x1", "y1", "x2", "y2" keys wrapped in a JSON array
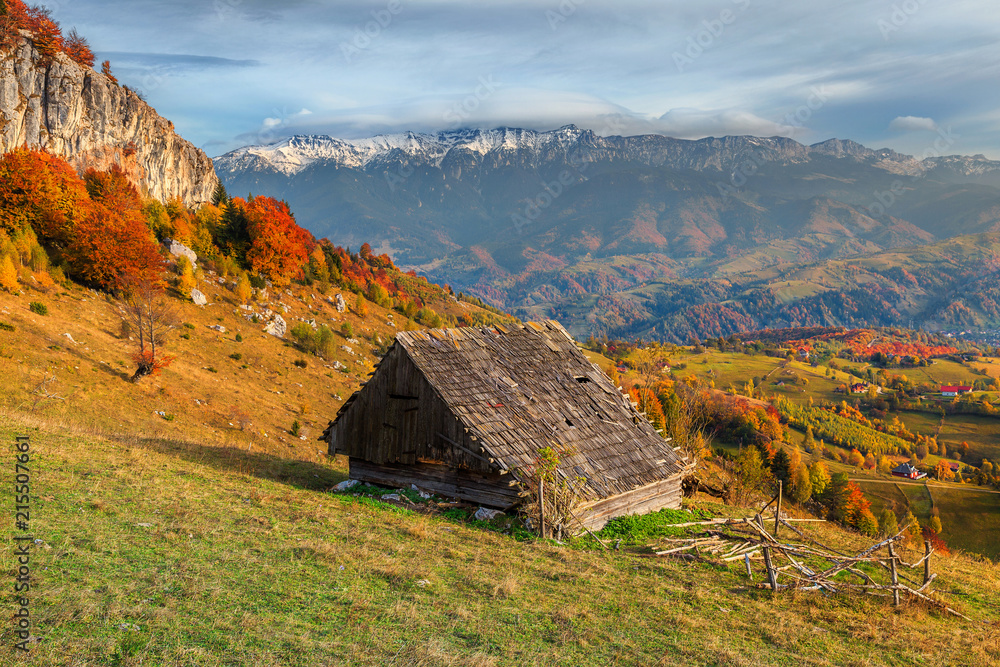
[{"x1": 126, "y1": 434, "x2": 347, "y2": 492}]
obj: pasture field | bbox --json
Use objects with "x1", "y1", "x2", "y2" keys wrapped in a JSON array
[
  {"x1": 929, "y1": 487, "x2": 1000, "y2": 560},
  {"x1": 935, "y1": 414, "x2": 1000, "y2": 463},
  {"x1": 2, "y1": 415, "x2": 999, "y2": 666}
]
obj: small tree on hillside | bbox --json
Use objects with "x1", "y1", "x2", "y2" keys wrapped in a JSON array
[
  {"x1": 878, "y1": 508, "x2": 898, "y2": 537},
  {"x1": 0, "y1": 254, "x2": 17, "y2": 292},
  {"x1": 354, "y1": 292, "x2": 368, "y2": 318},
  {"x1": 114, "y1": 273, "x2": 176, "y2": 382},
  {"x1": 725, "y1": 446, "x2": 773, "y2": 507},
  {"x1": 234, "y1": 273, "x2": 252, "y2": 304},
  {"x1": 175, "y1": 255, "x2": 196, "y2": 298},
  {"x1": 101, "y1": 59, "x2": 117, "y2": 84},
  {"x1": 789, "y1": 463, "x2": 813, "y2": 504}
]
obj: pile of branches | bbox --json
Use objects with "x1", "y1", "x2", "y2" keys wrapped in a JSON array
[{"x1": 649, "y1": 514, "x2": 967, "y2": 619}]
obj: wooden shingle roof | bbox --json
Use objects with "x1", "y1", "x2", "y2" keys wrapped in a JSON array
[{"x1": 390, "y1": 321, "x2": 690, "y2": 499}]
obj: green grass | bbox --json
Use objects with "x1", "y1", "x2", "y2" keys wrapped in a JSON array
[
  {"x1": 854, "y1": 479, "x2": 1000, "y2": 560},
  {"x1": 936, "y1": 414, "x2": 1000, "y2": 463},
  {"x1": 4, "y1": 414, "x2": 1000, "y2": 665},
  {"x1": 930, "y1": 487, "x2": 1000, "y2": 559}
]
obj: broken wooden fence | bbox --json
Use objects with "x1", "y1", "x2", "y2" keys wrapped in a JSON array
[{"x1": 651, "y1": 508, "x2": 965, "y2": 618}]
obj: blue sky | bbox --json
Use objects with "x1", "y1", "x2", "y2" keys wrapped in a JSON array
[{"x1": 42, "y1": 0, "x2": 1000, "y2": 159}]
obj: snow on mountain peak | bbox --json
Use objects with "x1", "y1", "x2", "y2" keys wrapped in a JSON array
[{"x1": 216, "y1": 126, "x2": 589, "y2": 176}]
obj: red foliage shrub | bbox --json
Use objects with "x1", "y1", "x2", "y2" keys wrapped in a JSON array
[
  {"x1": 921, "y1": 526, "x2": 950, "y2": 556},
  {"x1": 0, "y1": 151, "x2": 162, "y2": 290},
  {"x1": 842, "y1": 481, "x2": 873, "y2": 527},
  {"x1": 66, "y1": 196, "x2": 163, "y2": 289},
  {"x1": 63, "y1": 28, "x2": 94, "y2": 67}
]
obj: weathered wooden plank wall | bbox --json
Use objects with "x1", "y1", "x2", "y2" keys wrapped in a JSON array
[{"x1": 350, "y1": 459, "x2": 521, "y2": 508}]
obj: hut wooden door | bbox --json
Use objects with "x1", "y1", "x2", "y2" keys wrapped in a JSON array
[{"x1": 380, "y1": 394, "x2": 404, "y2": 459}]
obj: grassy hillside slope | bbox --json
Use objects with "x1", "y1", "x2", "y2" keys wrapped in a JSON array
[
  {"x1": 2, "y1": 278, "x2": 999, "y2": 665},
  {"x1": 0, "y1": 268, "x2": 499, "y2": 463},
  {"x1": 2, "y1": 414, "x2": 999, "y2": 666}
]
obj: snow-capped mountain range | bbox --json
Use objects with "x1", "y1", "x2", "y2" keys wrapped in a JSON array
[
  {"x1": 215, "y1": 125, "x2": 1000, "y2": 181},
  {"x1": 216, "y1": 126, "x2": 593, "y2": 176}
]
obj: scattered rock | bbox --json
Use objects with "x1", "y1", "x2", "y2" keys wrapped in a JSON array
[
  {"x1": 382, "y1": 494, "x2": 402, "y2": 501},
  {"x1": 474, "y1": 508, "x2": 503, "y2": 521},
  {"x1": 190, "y1": 288, "x2": 207, "y2": 306},
  {"x1": 410, "y1": 484, "x2": 432, "y2": 499},
  {"x1": 61, "y1": 332, "x2": 79, "y2": 344},
  {"x1": 165, "y1": 239, "x2": 197, "y2": 268},
  {"x1": 415, "y1": 579, "x2": 431, "y2": 587},
  {"x1": 333, "y1": 479, "x2": 360, "y2": 492},
  {"x1": 264, "y1": 314, "x2": 286, "y2": 338},
  {"x1": 209, "y1": 324, "x2": 226, "y2": 333},
  {"x1": 335, "y1": 293, "x2": 347, "y2": 313}
]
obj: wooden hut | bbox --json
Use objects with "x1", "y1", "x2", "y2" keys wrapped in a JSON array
[{"x1": 322, "y1": 321, "x2": 692, "y2": 530}]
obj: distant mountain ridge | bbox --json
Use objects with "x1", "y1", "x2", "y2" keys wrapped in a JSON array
[
  {"x1": 216, "y1": 126, "x2": 1000, "y2": 339},
  {"x1": 217, "y1": 126, "x2": 949, "y2": 177}
]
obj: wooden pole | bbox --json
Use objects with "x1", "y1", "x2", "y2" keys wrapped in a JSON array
[
  {"x1": 924, "y1": 540, "x2": 931, "y2": 586},
  {"x1": 774, "y1": 480, "x2": 782, "y2": 539},
  {"x1": 538, "y1": 478, "x2": 546, "y2": 539},
  {"x1": 762, "y1": 546, "x2": 778, "y2": 593},
  {"x1": 888, "y1": 544, "x2": 900, "y2": 607},
  {"x1": 744, "y1": 552, "x2": 753, "y2": 580}
]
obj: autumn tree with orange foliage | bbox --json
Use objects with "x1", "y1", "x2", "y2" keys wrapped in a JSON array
[
  {"x1": 244, "y1": 197, "x2": 312, "y2": 284},
  {"x1": 629, "y1": 386, "x2": 665, "y2": 431},
  {"x1": 219, "y1": 196, "x2": 313, "y2": 286},
  {"x1": 68, "y1": 166, "x2": 163, "y2": 289},
  {"x1": 0, "y1": 148, "x2": 91, "y2": 245},
  {"x1": 1, "y1": 1, "x2": 96, "y2": 69},
  {"x1": 63, "y1": 28, "x2": 93, "y2": 67}
]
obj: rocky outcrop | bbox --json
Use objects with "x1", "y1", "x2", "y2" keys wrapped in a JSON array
[
  {"x1": 0, "y1": 34, "x2": 218, "y2": 205},
  {"x1": 165, "y1": 239, "x2": 198, "y2": 268}
]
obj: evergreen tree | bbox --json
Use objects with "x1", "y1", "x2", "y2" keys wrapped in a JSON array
[
  {"x1": 822, "y1": 472, "x2": 851, "y2": 522},
  {"x1": 770, "y1": 448, "x2": 791, "y2": 484},
  {"x1": 211, "y1": 181, "x2": 229, "y2": 207},
  {"x1": 857, "y1": 508, "x2": 879, "y2": 537}
]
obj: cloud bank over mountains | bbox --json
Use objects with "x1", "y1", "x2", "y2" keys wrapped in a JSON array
[{"x1": 44, "y1": 0, "x2": 1000, "y2": 158}]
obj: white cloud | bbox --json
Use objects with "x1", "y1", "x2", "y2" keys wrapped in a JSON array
[
  {"x1": 889, "y1": 116, "x2": 938, "y2": 132},
  {"x1": 654, "y1": 108, "x2": 798, "y2": 139}
]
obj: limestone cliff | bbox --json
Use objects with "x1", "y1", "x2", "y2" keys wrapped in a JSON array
[{"x1": 0, "y1": 34, "x2": 217, "y2": 204}]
